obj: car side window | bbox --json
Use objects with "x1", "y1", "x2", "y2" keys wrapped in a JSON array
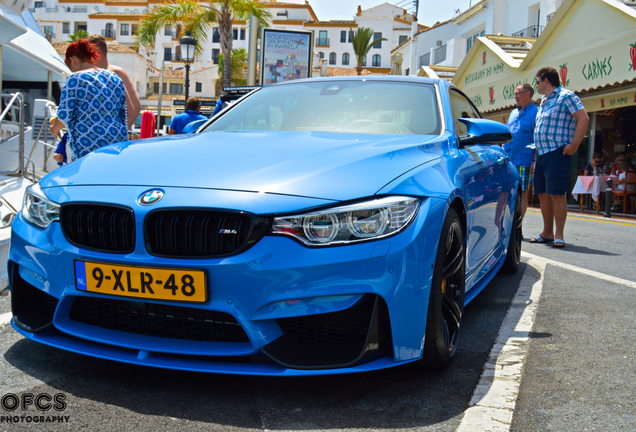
[{"x1": 449, "y1": 90, "x2": 481, "y2": 137}]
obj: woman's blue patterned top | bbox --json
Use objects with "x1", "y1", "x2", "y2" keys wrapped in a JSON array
[{"x1": 57, "y1": 68, "x2": 127, "y2": 161}]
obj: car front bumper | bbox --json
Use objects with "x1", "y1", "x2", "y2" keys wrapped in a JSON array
[{"x1": 9, "y1": 188, "x2": 446, "y2": 376}]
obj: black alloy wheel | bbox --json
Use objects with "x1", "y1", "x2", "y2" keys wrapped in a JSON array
[
  {"x1": 501, "y1": 189, "x2": 522, "y2": 274},
  {"x1": 420, "y1": 208, "x2": 465, "y2": 369}
]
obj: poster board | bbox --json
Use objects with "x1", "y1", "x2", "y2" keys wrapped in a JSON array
[{"x1": 260, "y1": 28, "x2": 313, "y2": 85}]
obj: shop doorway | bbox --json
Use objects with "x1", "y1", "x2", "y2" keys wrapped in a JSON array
[{"x1": 594, "y1": 106, "x2": 636, "y2": 173}]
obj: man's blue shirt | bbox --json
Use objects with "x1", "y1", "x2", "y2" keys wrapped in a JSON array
[
  {"x1": 170, "y1": 110, "x2": 207, "y2": 134},
  {"x1": 504, "y1": 103, "x2": 539, "y2": 167}
]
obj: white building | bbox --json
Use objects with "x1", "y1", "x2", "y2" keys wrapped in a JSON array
[
  {"x1": 395, "y1": 0, "x2": 586, "y2": 75},
  {"x1": 29, "y1": 0, "x2": 425, "y2": 93},
  {"x1": 28, "y1": 0, "x2": 431, "y2": 127}
]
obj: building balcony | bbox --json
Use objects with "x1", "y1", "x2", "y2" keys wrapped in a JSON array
[
  {"x1": 102, "y1": 29, "x2": 116, "y2": 39},
  {"x1": 434, "y1": 44, "x2": 447, "y2": 65},
  {"x1": 56, "y1": 6, "x2": 86, "y2": 13},
  {"x1": 512, "y1": 25, "x2": 544, "y2": 38},
  {"x1": 163, "y1": 53, "x2": 182, "y2": 62},
  {"x1": 316, "y1": 38, "x2": 330, "y2": 47},
  {"x1": 419, "y1": 52, "x2": 430, "y2": 67}
]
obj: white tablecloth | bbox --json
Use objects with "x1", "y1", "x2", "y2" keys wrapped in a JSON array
[{"x1": 572, "y1": 175, "x2": 617, "y2": 202}]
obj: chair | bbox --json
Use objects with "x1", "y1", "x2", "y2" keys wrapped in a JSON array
[{"x1": 610, "y1": 170, "x2": 636, "y2": 214}]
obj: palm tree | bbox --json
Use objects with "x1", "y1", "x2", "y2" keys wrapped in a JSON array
[
  {"x1": 215, "y1": 48, "x2": 248, "y2": 94},
  {"x1": 136, "y1": 0, "x2": 270, "y2": 93},
  {"x1": 68, "y1": 29, "x2": 89, "y2": 41},
  {"x1": 349, "y1": 27, "x2": 387, "y2": 75}
]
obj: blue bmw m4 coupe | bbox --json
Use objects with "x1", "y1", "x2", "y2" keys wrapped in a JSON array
[{"x1": 9, "y1": 76, "x2": 520, "y2": 376}]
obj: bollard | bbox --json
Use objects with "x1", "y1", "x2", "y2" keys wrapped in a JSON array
[{"x1": 603, "y1": 177, "x2": 612, "y2": 218}]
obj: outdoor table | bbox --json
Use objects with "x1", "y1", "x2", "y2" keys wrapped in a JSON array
[{"x1": 572, "y1": 175, "x2": 617, "y2": 212}]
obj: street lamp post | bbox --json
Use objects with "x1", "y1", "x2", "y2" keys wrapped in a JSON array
[{"x1": 179, "y1": 31, "x2": 196, "y2": 103}]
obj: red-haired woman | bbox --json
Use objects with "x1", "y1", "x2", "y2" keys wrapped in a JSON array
[{"x1": 50, "y1": 39, "x2": 127, "y2": 161}]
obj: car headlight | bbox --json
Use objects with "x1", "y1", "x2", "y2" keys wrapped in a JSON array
[
  {"x1": 22, "y1": 183, "x2": 60, "y2": 228},
  {"x1": 272, "y1": 196, "x2": 419, "y2": 246}
]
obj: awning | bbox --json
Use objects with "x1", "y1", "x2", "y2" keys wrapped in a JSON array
[
  {"x1": 579, "y1": 84, "x2": 636, "y2": 112},
  {"x1": 453, "y1": 0, "x2": 636, "y2": 114},
  {"x1": 0, "y1": 5, "x2": 26, "y2": 44},
  {"x1": 2, "y1": 26, "x2": 70, "y2": 83}
]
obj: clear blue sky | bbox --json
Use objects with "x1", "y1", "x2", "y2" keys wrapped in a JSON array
[{"x1": 286, "y1": 0, "x2": 473, "y2": 27}]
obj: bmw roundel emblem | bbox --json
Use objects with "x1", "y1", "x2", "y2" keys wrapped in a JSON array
[{"x1": 139, "y1": 189, "x2": 164, "y2": 206}]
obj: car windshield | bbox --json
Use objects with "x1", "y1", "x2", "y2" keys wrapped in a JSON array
[{"x1": 202, "y1": 80, "x2": 441, "y2": 135}]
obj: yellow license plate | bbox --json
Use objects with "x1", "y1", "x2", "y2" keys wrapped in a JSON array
[{"x1": 75, "y1": 261, "x2": 207, "y2": 303}]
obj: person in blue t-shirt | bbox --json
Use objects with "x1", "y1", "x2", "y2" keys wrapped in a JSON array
[
  {"x1": 169, "y1": 97, "x2": 207, "y2": 134},
  {"x1": 504, "y1": 83, "x2": 539, "y2": 222}
]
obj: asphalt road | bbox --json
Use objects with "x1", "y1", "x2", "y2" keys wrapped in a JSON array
[{"x1": 0, "y1": 208, "x2": 634, "y2": 431}]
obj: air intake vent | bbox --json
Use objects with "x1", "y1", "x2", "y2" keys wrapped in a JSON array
[
  {"x1": 70, "y1": 297, "x2": 250, "y2": 342},
  {"x1": 60, "y1": 204, "x2": 135, "y2": 253},
  {"x1": 276, "y1": 295, "x2": 375, "y2": 347},
  {"x1": 145, "y1": 210, "x2": 270, "y2": 258}
]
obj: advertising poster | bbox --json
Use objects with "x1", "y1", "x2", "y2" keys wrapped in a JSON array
[{"x1": 260, "y1": 28, "x2": 313, "y2": 85}]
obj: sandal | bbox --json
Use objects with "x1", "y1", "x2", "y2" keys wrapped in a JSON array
[
  {"x1": 529, "y1": 235, "x2": 554, "y2": 244},
  {"x1": 553, "y1": 239, "x2": 565, "y2": 248}
]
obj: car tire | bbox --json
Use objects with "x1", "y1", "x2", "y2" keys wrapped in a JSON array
[
  {"x1": 501, "y1": 190, "x2": 522, "y2": 274},
  {"x1": 420, "y1": 207, "x2": 465, "y2": 369}
]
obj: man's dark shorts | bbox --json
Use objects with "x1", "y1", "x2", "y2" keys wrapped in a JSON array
[{"x1": 533, "y1": 147, "x2": 572, "y2": 195}]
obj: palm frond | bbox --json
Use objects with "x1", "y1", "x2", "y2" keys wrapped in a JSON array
[
  {"x1": 221, "y1": 0, "x2": 271, "y2": 26},
  {"x1": 350, "y1": 26, "x2": 388, "y2": 73},
  {"x1": 136, "y1": 0, "x2": 215, "y2": 55}
]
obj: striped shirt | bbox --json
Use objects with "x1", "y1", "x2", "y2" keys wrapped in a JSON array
[{"x1": 533, "y1": 86, "x2": 585, "y2": 155}]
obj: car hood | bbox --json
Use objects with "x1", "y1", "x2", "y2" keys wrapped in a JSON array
[{"x1": 42, "y1": 131, "x2": 444, "y2": 201}]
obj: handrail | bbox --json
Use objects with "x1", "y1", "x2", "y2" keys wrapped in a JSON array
[
  {"x1": 2, "y1": 92, "x2": 58, "y2": 179},
  {"x1": 22, "y1": 156, "x2": 37, "y2": 184},
  {"x1": 0, "y1": 93, "x2": 21, "y2": 122},
  {"x1": 30, "y1": 114, "x2": 54, "y2": 160},
  {"x1": 0, "y1": 181, "x2": 19, "y2": 214},
  {"x1": 29, "y1": 101, "x2": 60, "y2": 176},
  {"x1": 0, "y1": 92, "x2": 25, "y2": 175}
]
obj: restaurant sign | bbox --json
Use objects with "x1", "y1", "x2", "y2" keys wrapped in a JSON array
[{"x1": 580, "y1": 86, "x2": 636, "y2": 112}]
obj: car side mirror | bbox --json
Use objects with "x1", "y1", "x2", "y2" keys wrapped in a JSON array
[{"x1": 457, "y1": 118, "x2": 512, "y2": 148}]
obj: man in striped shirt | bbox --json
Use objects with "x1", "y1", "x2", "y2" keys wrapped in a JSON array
[{"x1": 531, "y1": 66, "x2": 589, "y2": 248}]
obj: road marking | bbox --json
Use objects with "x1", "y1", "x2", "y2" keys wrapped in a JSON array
[
  {"x1": 457, "y1": 254, "x2": 546, "y2": 432},
  {"x1": 458, "y1": 251, "x2": 636, "y2": 431},
  {"x1": 526, "y1": 209, "x2": 636, "y2": 227},
  {"x1": 522, "y1": 251, "x2": 636, "y2": 289},
  {"x1": 565, "y1": 216, "x2": 636, "y2": 226},
  {"x1": 0, "y1": 312, "x2": 12, "y2": 326}
]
